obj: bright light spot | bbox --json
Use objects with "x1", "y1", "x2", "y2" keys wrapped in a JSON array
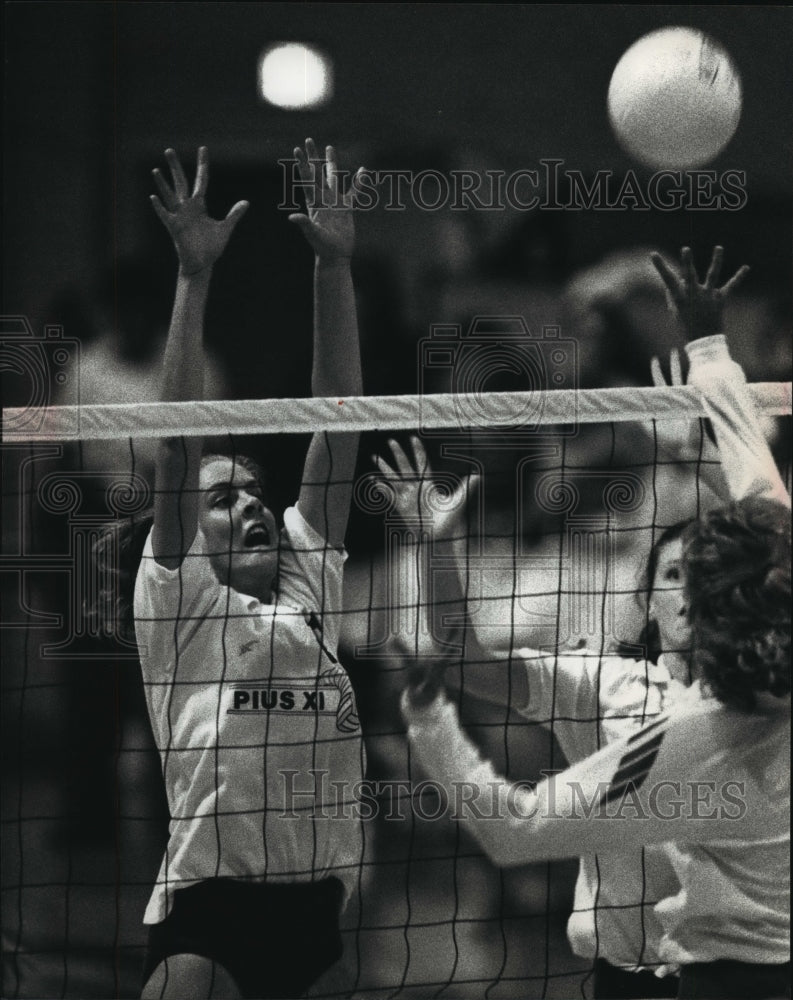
[{"x1": 258, "y1": 43, "x2": 333, "y2": 109}]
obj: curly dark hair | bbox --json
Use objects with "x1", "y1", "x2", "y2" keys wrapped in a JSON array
[
  {"x1": 683, "y1": 496, "x2": 791, "y2": 712},
  {"x1": 85, "y1": 452, "x2": 269, "y2": 646}
]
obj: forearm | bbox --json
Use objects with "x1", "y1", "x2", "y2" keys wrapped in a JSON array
[
  {"x1": 158, "y1": 267, "x2": 211, "y2": 472},
  {"x1": 152, "y1": 268, "x2": 212, "y2": 564},
  {"x1": 311, "y1": 257, "x2": 362, "y2": 398},
  {"x1": 653, "y1": 420, "x2": 726, "y2": 499},
  {"x1": 297, "y1": 257, "x2": 362, "y2": 545},
  {"x1": 404, "y1": 692, "x2": 784, "y2": 865},
  {"x1": 449, "y1": 641, "x2": 612, "y2": 764},
  {"x1": 447, "y1": 639, "x2": 531, "y2": 712},
  {"x1": 391, "y1": 515, "x2": 528, "y2": 707},
  {"x1": 687, "y1": 335, "x2": 790, "y2": 508},
  {"x1": 404, "y1": 689, "x2": 571, "y2": 865},
  {"x1": 410, "y1": 499, "x2": 528, "y2": 708},
  {"x1": 161, "y1": 268, "x2": 212, "y2": 403}
]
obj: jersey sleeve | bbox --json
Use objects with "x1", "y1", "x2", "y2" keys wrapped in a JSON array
[
  {"x1": 132, "y1": 529, "x2": 217, "y2": 671},
  {"x1": 686, "y1": 335, "x2": 790, "y2": 509},
  {"x1": 276, "y1": 505, "x2": 347, "y2": 653},
  {"x1": 403, "y1": 690, "x2": 788, "y2": 866},
  {"x1": 516, "y1": 649, "x2": 667, "y2": 762}
]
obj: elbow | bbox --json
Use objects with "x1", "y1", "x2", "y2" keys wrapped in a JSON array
[
  {"x1": 482, "y1": 841, "x2": 511, "y2": 868},
  {"x1": 477, "y1": 834, "x2": 527, "y2": 869},
  {"x1": 462, "y1": 816, "x2": 533, "y2": 869},
  {"x1": 158, "y1": 437, "x2": 189, "y2": 460}
]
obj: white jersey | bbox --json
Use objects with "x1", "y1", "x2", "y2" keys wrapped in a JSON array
[
  {"x1": 653, "y1": 333, "x2": 790, "y2": 964},
  {"x1": 517, "y1": 649, "x2": 686, "y2": 973},
  {"x1": 435, "y1": 334, "x2": 790, "y2": 967},
  {"x1": 521, "y1": 334, "x2": 792, "y2": 969},
  {"x1": 134, "y1": 506, "x2": 365, "y2": 925},
  {"x1": 686, "y1": 334, "x2": 790, "y2": 511},
  {"x1": 404, "y1": 689, "x2": 789, "y2": 958}
]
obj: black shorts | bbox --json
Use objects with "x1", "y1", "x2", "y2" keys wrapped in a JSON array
[
  {"x1": 593, "y1": 958, "x2": 679, "y2": 999},
  {"x1": 142, "y1": 878, "x2": 344, "y2": 999},
  {"x1": 678, "y1": 959, "x2": 791, "y2": 1000}
]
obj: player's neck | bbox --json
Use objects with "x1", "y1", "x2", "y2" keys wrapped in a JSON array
[{"x1": 661, "y1": 649, "x2": 694, "y2": 686}]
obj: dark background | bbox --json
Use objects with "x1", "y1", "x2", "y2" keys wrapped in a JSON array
[
  {"x1": 5, "y1": 3, "x2": 792, "y2": 367},
  {"x1": 3, "y1": 4, "x2": 791, "y2": 998}
]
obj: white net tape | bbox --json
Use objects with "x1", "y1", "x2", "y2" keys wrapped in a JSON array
[{"x1": 3, "y1": 383, "x2": 791, "y2": 440}]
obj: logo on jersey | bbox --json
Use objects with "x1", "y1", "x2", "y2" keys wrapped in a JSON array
[
  {"x1": 598, "y1": 715, "x2": 668, "y2": 807},
  {"x1": 227, "y1": 669, "x2": 359, "y2": 733},
  {"x1": 320, "y1": 663, "x2": 360, "y2": 733},
  {"x1": 229, "y1": 685, "x2": 337, "y2": 714}
]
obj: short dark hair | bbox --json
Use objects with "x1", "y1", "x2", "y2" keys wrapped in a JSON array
[
  {"x1": 87, "y1": 508, "x2": 154, "y2": 646},
  {"x1": 683, "y1": 496, "x2": 791, "y2": 712}
]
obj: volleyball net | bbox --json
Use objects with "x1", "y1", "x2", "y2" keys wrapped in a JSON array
[{"x1": 2, "y1": 378, "x2": 791, "y2": 999}]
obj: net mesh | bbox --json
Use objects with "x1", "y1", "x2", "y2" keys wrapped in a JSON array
[{"x1": 2, "y1": 392, "x2": 791, "y2": 999}]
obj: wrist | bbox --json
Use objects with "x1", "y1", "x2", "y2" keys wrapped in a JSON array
[
  {"x1": 680, "y1": 313, "x2": 724, "y2": 342},
  {"x1": 685, "y1": 333, "x2": 729, "y2": 363},
  {"x1": 315, "y1": 255, "x2": 352, "y2": 269},
  {"x1": 682, "y1": 329, "x2": 723, "y2": 344},
  {"x1": 177, "y1": 262, "x2": 214, "y2": 281}
]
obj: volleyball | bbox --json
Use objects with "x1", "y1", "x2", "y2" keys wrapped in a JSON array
[{"x1": 607, "y1": 27, "x2": 742, "y2": 170}]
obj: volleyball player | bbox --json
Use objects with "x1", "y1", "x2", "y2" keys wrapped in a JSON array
[
  {"x1": 397, "y1": 247, "x2": 790, "y2": 999},
  {"x1": 376, "y1": 446, "x2": 698, "y2": 996},
  {"x1": 119, "y1": 142, "x2": 367, "y2": 999},
  {"x1": 379, "y1": 248, "x2": 776, "y2": 996}
]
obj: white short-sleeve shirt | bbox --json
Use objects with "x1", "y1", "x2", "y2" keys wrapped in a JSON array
[{"x1": 134, "y1": 506, "x2": 366, "y2": 924}]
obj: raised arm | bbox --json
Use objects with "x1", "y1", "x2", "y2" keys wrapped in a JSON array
[
  {"x1": 648, "y1": 347, "x2": 727, "y2": 501},
  {"x1": 290, "y1": 139, "x2": 365, "y2": 548},
  {"x1": 380, "y1": 439, "x2": 610, "y2": 727},
  {"x1": 651, "y1": 246, "x2": 789, "y2": 509},
  {"x1": 371, "y1": 436, "x2": 531, "y2": 710},
  {"x1": 403, "y1": 689, "x2": 788, "y2": 866},
  {"x1": 149, "y1": 147, "x2": 248, "y2": 567}
]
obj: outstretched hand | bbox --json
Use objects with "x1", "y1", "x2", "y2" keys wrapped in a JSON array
[
  {"x1": 651, "y1": 245, "x2": 749, "y2": 341},
  {"x1": 373, "y1": 435, "x2": 477, "y2": 536},
  {"x1": 372, "y1": 436, "x2": 476, "y2": 709},
  {"x1": 288, "y1": 138, "x2": 366, "y2": 260},
  {"x1": 151, "y1": 147, "x2": 249, "y2": 276}
]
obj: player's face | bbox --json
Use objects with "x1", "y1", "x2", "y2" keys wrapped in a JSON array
[
  {"x1": 649, "y1": 537, "x2": 691, "y2": 655},
  {"x1": 198, "y1": 457, "x2": 278, "y2": 600}
]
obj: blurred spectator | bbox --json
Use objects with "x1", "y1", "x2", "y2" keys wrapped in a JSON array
[
  {"x1": 51, "y1": 257, "x2": 228, "y2": 489},
  {"x1": 563, "y1": 247, "x2": 682, "y2": 389}
]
